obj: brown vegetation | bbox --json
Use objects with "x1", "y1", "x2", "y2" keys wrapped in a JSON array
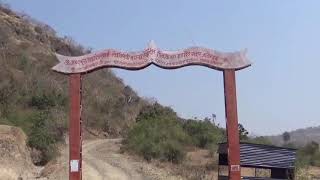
[
  {"x1": 0, "y1": 3, "x2": 145, "y2": 164},
  {"x1": 0, "y1": 125, "x2": 37, "y2": 179}
]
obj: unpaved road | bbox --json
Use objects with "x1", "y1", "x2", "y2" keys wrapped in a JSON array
[
  {"x1": 45, "y1": 139, "x2": 183, "y2": 180},
  {"x1": 82, "y1": 139, "x2": 144, "y2": 180}
]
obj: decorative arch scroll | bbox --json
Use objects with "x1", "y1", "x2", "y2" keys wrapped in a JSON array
[
  {"x1": 52, "y1": 41, "x2": 251, "y2": 74},
  {"x1": 53, "y1": 41, "x2": 252, "y2": 180}
]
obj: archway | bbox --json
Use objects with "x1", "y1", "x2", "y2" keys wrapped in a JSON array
[{"x1": 52, "y1": 41, "x2": 251, "y2": 180}]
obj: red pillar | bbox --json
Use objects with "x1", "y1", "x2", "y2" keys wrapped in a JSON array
[
  {"x1": 69, "y1": 74, "x2": 82, "y2": 180},
  {"x1": 223, "y1": 69, "x2": 241, "y2": 180}
]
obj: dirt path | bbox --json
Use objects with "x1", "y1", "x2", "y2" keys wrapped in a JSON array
[
  {"x1": 82, "y1": 139, "x2": 144, "y2": 180},
  {"x1": 45, "y1": 139, "x2": 183, "y2": 180}
]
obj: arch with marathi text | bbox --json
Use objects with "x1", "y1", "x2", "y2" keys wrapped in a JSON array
[{"x1": 52, "y1": 41, "x2": 251, "y2": 180}]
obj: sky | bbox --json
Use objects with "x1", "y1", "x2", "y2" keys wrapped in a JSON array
[{"x1": 4, "y1": 0, "x2": 320, "y2": 135}]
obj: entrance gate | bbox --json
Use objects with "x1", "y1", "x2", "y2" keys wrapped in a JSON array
[{"x1": 52, "y1": 41, "x2": 251, "y2": 180}]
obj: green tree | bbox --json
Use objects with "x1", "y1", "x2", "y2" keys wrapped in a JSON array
[
  {"x1": 238, "y1": 123, "x2": 249, "y2": 140},
  {"x1": 123, "y1": 104, "x2": 188, "y2": 163},
  {"x1": 302, "y1": 141, "x2": 319, "y2": 155},
  {"x1": 27, "y1": 112, "x2": 57, "y2": 165},
  {"x1": 282, "y1": 131, "x2": 291, "y2": 143},
  {"x1": 183, "y1": 119, "x2": 223, "y2": 148},
  {"x1": 249, "y1": 136, "x2": 272, "y2": 145},
  {"x1": 296, "y1": 141, "x2": 320, "y2": 168}
]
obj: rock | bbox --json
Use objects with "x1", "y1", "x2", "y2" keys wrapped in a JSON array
[{"x1": 0, "y1": 125, "x2": 36, "y2": 180}]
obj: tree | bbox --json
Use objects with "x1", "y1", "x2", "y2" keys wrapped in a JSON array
[
  {"x1": 211, "y1": 113, "x2": 216, "y2": 125},
  {"x1": 238, "y1": 123, "x2": 249, "y2": 140},
  {"x1": 303, "y1": 141, "x2": 319, "y2": 155},
  {"x1": 124, "y1": 104, "x2": 187, "y2": 163},
  {"x1": 282, "y1": 131, "x2": 291, "y2": 143},
  {"x1": 28, "y1": 112, "x2": 57, "y2": 165},
  {"x1": 250, "y1": 136, "x2": 272, "y2": 145}
]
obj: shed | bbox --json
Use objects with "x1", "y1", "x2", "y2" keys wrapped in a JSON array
[{"x1": 218, "y1": 142, "x2": 297, "y2": 180}]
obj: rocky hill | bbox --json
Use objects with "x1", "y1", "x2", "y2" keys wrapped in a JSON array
[
  {"x1": 0, "y1": 3, "x2": 146, "y2": 164},
  {"x1": 0, "y1": 125, "x2": 37, "y2": 180},
  {"x1": 0, "y1": 3, "x2": 146, "y2": 135},
  {"x1": 268, "y1": 126, "x2": 320, "y2": 147}
]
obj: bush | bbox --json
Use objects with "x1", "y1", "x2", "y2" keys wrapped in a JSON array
[
  {"x1": 136, "y1": 102, "x2": 178, "y2": 122},
  {"x1": 0, "y1": 78, "x2": 16, "y2": 116},
  {"x1": 30, "y1": 94, "x2": 55, "y2": 110},
  {"x1": 294, "y1": 141, "x2": 320, "y2": 170},
  {"x1": 27, "y1": 112, "x2": 58, "y2": 165},
  {"x1": 29, "y1": 92, "x2": 67, "y2": 110},
  {"x1": 17, "y1": 54, "x2": 29, "y2": 71},
  {"x1": 182, "y1": 119, "x2": 223, "y2": 148},
  {"x1": 123, "y1": 104, "x2": 188, "y2": 163},
  {"x1": 124, "y1": 103, "x2": 226, "y2": 164},
  {"x1": 125, "y1": 115, "x2": 188, "y2": 163},
  {"x1": 0, "y1": 2, "x2": 14, "y2": 16},
  {"x1": 246, "y1": 136, "x2": 272, "y2": 145},
  {"x1": 162, "y1": 140, "x2": 185, "y2": 163},
  {"x1": 311, "y1": 152, "x2": 320, "y2": 166}
]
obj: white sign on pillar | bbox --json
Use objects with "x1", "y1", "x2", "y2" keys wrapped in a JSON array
[{"x1": 70, "y1": 160, "x2": 79, "y2": 172}]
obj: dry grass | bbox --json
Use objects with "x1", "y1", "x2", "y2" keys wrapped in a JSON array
[
  {"x1": 0, "y1": 3, "x2": 146, "y2": 138},
  {"x1": 306, "y1": 166, "x2": 320, "y2": 179},
  {"x1": 165, "y1": 148, "x2": 218, "y2": 180}
]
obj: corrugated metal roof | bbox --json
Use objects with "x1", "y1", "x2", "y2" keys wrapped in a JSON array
[{"x1": 218, "y1": 143, "x2": 297, "y2": 169}]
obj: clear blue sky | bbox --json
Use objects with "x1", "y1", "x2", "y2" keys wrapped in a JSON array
[{"x1": 4, "y1": 0, "x2": 320, "y2": 135}]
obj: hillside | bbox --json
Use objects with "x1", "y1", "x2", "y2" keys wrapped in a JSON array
[
  {"x1": 0, "y1": 4, "x2": 146, "y2": 163},
  {"x1": 268, "y1": 126, "x2": 320, "y2": 147},
  {"x1": 0, "y1": 125, "x2": 37, "y2": 180},
  {"x1": 0, "y1": 4, "x2": 147, "y2": 134}
]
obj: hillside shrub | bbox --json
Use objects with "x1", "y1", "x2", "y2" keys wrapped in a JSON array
[
  {"x1": 296, "y1": 141, "x2": 320, "y2": 168},
  {"x1": 124, "y1": 103, "x2": 188, "y2": 163},
  {"x1": 29, "y1": 92, "x2": 67, "y2": 110},
  {"x1": 29, "y1": 94, "x2": 55, "y2": 110},
  {"x1": 124, "y1": 115, "x2": 188, "y2": 163},
  {"x1": 0, "y1": 78, "x2": 15, "y2": 116},
  {"x1": 14, "y1": 53, "x2": 30, "y2": 71},
  {"x1": 182, "y1": 119, "x2": 224, "y2": 148},
  {"x1": 136, "y1": 102, "x2": 178, "y2": 122},
  {"x1": 27, "y1": 112, "x2": 58, "y2": 165},
  {"x1": 246, "y1": 136, "x2": 272, "y2": 145},
  {"x1": 124, "y1": 103, "x2": 226, "y2": 163}
]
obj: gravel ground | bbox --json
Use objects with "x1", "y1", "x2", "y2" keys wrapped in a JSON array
[{"x1": 43, "y1": 138, "x2": 184, "y2": 180}]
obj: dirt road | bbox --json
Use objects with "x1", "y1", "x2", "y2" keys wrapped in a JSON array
[
  {"x1": 45, "y1": 139, "x2": 183, "y2": 180},
  {"x1": 82, "y1": 139, "x2": 144, "y2": 180}
]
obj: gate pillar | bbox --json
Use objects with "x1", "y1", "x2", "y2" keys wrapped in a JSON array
[
  {"x1": 223, "y1": 69, "x2": 241, "y2": 180},
  {"x1": 69, "y1": 74, "x2": 82, "y2": 180}
]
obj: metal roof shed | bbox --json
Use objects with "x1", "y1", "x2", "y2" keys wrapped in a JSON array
[{"x1": 217, "y1": 142, "x2": 297, "y2": 180}]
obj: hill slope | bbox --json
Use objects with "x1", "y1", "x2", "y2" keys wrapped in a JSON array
[
  {"x1": 268, "y1": 126, "x2": 320, "y2": 147},
  {"x1": 0, "y1": 125, "x2": 37, "y2": 180},
  {"x1": 0, "y1": 4, "x2": 146, "y2": 135},
  {"x1": 0, "y1": 3, "x2": 146, "y2": 163}
]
